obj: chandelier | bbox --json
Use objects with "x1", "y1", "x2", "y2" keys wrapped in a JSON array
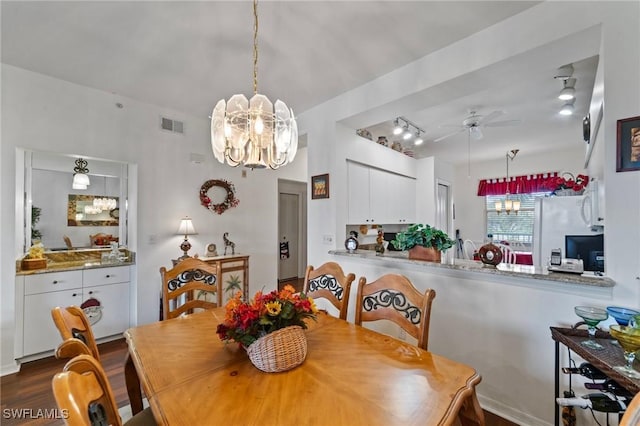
[
  {"x1": 495, "y1": 149, "x2": 521, "y2": 215},
  {"x1": 210, "y1": 0, "x2": 298, "y2": 169}
]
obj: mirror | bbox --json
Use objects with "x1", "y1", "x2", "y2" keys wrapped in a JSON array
[
  {"x1": 18, "y1": 149, "x2": 130, "y2": 252},
  {"x1": 67, "y1": 194, "x2": 119, "y2": 227}
]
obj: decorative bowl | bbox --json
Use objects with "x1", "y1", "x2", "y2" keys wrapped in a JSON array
[
  {"x1": 609, "y1": 325, "x2": 640, "y2": 352},
  {"x1": 606, "y1": 306, "x2": 640, "y2": 326}
]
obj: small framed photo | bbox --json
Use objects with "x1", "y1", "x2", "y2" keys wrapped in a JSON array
[
  {"x1": 311, "y1": 174, "x2": 330, "y2": 199},
  {"x1": 616, "y1": 116, "x2": 640, "y2": 172}
]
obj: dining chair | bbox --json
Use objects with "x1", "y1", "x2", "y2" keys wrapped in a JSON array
[
  {"x1": 303, "y1": 262, "x2": 355, "y2": 320},
  {"x1": 55, "y1": 337, "x2": 93, "y2": 360},
  {"x1": 160, "y1": 257, "x2": 219, "y2": 320},
  {"x1": 462, "y1": 239, "x2": 478, "y2": 260},
  {"x1": 52, "y1": 354, "x2": 155, "y2": 426},
  {"x1": 620, "y1": 390, "x2": 640, "y2": 426},
  {"x1": 63, "y1": 235, "x2": 73, "y2": 249},
  {"x1": 355, "y1": 273, "x2": 436, "y2": 351},
  {"x1": 51, "y1": 306, "x2": 100, "y2": 362}
]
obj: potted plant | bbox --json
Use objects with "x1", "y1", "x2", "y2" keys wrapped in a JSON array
[{"x1": 391, "y1": 224, "x2": 456, "y2": 262}]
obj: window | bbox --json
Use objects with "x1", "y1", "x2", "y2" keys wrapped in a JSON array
[{"x1": 485, "y1": 192, "x2": 548, "y2": 245}]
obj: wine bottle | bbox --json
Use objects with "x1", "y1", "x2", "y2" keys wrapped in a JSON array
[
  {"x1": 556, "y1": 393, "x2": 627, "y2": 413},
  {"x1": 584, "y1": 379, "x2": 633, "y2": 399},
  {"x1": 561, "y1": 362, "x2": 608, "y2": 380}
]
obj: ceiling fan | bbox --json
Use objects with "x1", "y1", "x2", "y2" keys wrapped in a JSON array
[{"x1": 433, "y1": 110, "x2": 521, "y2": 143}]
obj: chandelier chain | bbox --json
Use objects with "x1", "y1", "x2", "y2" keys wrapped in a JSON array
[{"x1": 253, "y1": 0, "x2": 259, "y2": 95}]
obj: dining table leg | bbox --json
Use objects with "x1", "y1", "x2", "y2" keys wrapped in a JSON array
[
  {"x1": 124, "y1": 352, "x2": 144, "y2": 415},
  {"x1": 459, "y1": 390, "x2": 486, "y2": 426}
]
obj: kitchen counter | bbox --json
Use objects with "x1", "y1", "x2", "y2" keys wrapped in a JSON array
[
  {"x1": 16, "y1": 248, "x2": 135, "y2": 275},
  {"x1": 329, "y1": 249, "x2": 614, "y2": 289}
]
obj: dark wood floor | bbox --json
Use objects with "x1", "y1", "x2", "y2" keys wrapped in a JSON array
[{"x1": 1, "y1": 327, "x2": 517, "y2": 426}]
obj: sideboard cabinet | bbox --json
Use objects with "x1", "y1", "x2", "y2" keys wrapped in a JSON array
[
  {"x1": 200, "y1": 254, "x2": 249, "y2": 305},
  {"x1": 15, "y1": 265, "x2": 131, "y2": 359}
]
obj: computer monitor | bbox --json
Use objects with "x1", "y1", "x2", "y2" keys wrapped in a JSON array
[{"x1": 565, "y1": 234, "x2": 604, "y2": 272}]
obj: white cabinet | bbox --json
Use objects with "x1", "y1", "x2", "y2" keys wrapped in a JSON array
[
  {"x1": 16, "y1": 265, "x2": 132, "y2": 359},
  {"x1": 347, "y1": 162, "x2": 416, "y2": 224}
]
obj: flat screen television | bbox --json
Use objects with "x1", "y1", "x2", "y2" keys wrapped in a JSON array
[{"x1": 565, "y1": 234, "x2": 604, "y2": 273}]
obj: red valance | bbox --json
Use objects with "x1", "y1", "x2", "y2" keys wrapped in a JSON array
[{"x1": 477, "y1": 172, "x2": 560, "y2": 196}]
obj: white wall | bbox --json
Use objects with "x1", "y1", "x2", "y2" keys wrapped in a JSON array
[
  {"x1": 0, "y1": 64, "x2": 307, "y2": 373},
  {"x1": 299, "y1": 2, "x2": 640, "y2": 424}
]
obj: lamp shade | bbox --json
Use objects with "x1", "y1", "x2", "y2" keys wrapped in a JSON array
[{"x1": 177, "y1": 218, "x2": 197, "y2": 236}]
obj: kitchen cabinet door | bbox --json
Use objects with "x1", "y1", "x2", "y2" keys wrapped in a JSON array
[
  {"x1": 85, "y1": 282, "x2": 130, "y2": 339},
  {"x1": 347, "y1": 162, "x2": 373, "y2": 224},
  {"x1": 388, "y1": 173, "x2": 416, "y2": 224},
  {"x1": 23, "y1": 289, "x2": 83, "y2": 356}
]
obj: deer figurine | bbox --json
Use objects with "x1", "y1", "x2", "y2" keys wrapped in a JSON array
[{"x1": 223, "y1": 232, "x2": 235, "y2": 255}]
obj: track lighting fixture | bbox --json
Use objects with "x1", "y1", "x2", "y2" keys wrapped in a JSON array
[
  {"x1": 558, "y1": 78, "x2": 576, "y2": 101},
  {"x1": 391, "y1": 117, "x2": 426, "y2": 143},
  {"x1": 414, "y1": 132, "x2": 424, "y2": 145},
  {"x1": 392, "y1": 119, "x2": 403, "y2": 135}
]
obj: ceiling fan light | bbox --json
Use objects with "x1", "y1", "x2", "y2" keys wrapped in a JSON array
[{"x1": 469, "y1": 126, "x2": 483, "y2": 140}]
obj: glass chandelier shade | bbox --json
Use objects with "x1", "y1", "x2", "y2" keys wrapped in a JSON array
[{"x1": 210, "y1": 0, "x2": 297, "y2": 170}]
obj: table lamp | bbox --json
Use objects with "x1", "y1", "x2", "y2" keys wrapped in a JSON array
[{"x1": 176, "y1": 217, "x2": 197, "y2": 261}]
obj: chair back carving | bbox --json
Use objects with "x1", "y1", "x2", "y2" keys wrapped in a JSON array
[
  {"x1": 161, "y1": 257, "x2": 218, "y2": 320},
  {"x1": 55, "y1": 337, "x2": 93, "y2": 360},
  {"x1": 303, "y1": 262, "x2": 355, "y2": 320},
  {"x1": 355, "y1": 274, "x2": 436, "y2": 350},
  {"x1": 51, "y1": 306, "x2": 100, "y2": 361},
  {"x1": 52, "y1": 354, "x2": 122, "y2": 426}
]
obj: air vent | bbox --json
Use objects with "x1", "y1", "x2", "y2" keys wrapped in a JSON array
[{"x1": 160, "y1": 116, "x2": 184, "y2": 134}]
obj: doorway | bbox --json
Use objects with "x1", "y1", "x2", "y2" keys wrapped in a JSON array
[
  {"x1": 278, "y1": 180, "x2": 307, "y2": 292},
  {"x1": 435, "y1": 180, "x2": 452, "y2": 263}
]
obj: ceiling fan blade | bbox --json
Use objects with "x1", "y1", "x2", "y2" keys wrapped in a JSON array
[
  {"x1": 433, "y1": 128, "x2": 465, "y2": 142},
  {"x1": 478, "y1": 110, "x2": 505, "y2": 125},
  {"x1": 484, "y1": 119, "x2": 522, "y2": 127}
]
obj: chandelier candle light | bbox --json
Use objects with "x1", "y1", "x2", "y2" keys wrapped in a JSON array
[
  {"x1": 495, "y1": 149, "x2": 520, "y2": 215},
  {"x1": 210, "y1": 0, "x2": 297, "y2": 170}
]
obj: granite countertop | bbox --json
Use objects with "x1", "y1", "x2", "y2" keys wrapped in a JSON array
[
  {"x1": 16, "y1": 248, "x2": 136, "y2": 275},
  {"x1": 329, "y1": 249, "x2": 615, "y2": 288}
]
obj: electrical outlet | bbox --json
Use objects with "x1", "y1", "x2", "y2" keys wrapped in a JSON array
[{"x1": 322, "y1": 235, "x2": 334, "y2": 245}]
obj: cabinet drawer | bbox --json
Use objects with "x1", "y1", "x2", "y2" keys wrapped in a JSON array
[
  {"x1": 24, "y1": 270, "x2": 82, "y2": 295},
  {"x1": 83, "y1": 266, "x2": 130, "y2": 287}
]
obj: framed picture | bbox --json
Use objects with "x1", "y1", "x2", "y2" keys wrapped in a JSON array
[
  {"x1": 616, "y1": 115, "x2": 640, "y2": 172},
  {"x1": 311, "y1": 174, "x2": 330, "y2": 199}
]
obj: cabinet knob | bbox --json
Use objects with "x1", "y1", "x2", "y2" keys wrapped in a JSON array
[
  {"x1": 52, "y1": 280, "x2": 59, "y2": 284},
  {"x1": 88, "y1": 291, "x2": 94, "y2": 295},
  {"x1": 72, "y1": 293, "x2": 78, "y2": 297},
  {"x1": 105, "y1": 274, "x2": 112, "y2": 278}
]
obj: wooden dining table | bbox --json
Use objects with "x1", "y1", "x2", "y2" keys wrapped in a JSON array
[{"x1": 124, "y1": 308, "x2": 485, "y2": 425}]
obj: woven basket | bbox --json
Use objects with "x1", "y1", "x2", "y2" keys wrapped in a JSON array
[{"x1": 246, "y1": 326, "x2": 307, "y2": 373}]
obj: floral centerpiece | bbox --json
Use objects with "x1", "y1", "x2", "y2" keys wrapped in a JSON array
[
  {"x1": 549, "y1": 173, "x2": 589, "y2": 195},
  {"x1": 216, "y1": 285, "x2": 318, "y2": 372}
]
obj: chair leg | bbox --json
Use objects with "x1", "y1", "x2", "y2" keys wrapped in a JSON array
[{"x1": 124, "y1": 353, "x2": 144, "y2": 415}]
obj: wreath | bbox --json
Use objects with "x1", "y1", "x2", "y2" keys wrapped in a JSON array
[{"x1": 200, "y1": 179, "x2": 239, "y2": 215}]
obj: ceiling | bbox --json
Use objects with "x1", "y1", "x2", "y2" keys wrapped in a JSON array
[{"x1": 1, "y1": 1, "x2": 598, "y2": 166}]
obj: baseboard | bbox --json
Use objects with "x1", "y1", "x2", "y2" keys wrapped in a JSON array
[
  {"x1": 478, "y1": 393, "x2": 551, "y2": 426},
  {"x1": 1, "y1": 361, "x2": 20, "y2": 377}
]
